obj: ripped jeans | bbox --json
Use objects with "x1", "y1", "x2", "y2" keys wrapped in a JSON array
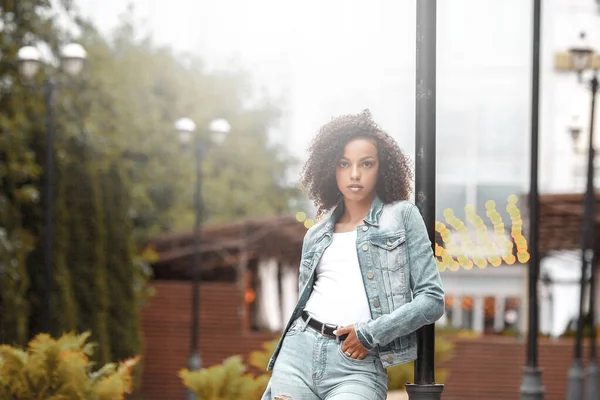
[{"x1": 261, "y1": 316, "x2": 388, "y2": 400}]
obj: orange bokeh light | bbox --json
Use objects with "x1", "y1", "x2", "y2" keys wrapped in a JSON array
[{"x1": 245, "y1": 288, "x2": 256, "y2": 304}]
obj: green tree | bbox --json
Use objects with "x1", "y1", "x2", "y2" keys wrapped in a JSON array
[
  {"x1": 77, "y1": 8, "x2": 300, "y2": 242},
  {"x1": 1, "y1": 1, "x2": 298, "y2": 377},
  {"x1": 0, "y1": 0, "x2": 144, "y2": 364},
  {"x1": 59, "y1": 138, "x2": 111, "y2": 364},
  {"x1": 99, "y1": 163, "x2": 141, "y2": 362},
  {"x1": 0, "y1": 0, "x2": 75, "y2": 346}
]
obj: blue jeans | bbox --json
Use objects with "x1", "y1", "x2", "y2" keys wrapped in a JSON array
[{"x1": 265, "y1": 316, "x2": 388, "y2": 400}]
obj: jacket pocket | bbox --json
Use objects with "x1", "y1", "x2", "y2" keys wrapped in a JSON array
[{"x1": 369, "y1": 231, "x2": 407, "y2": 272}]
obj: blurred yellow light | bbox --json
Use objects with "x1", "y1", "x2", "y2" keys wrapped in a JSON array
[
  {"x1": 434, "y1": 194, "x2": 530, "y2": 272},
  {"x1": 304, "y1": 219, "x2": 315, "y2": 229},
  {"x1": 296, "y1": 211, "x2": 307, "y2": 222}
]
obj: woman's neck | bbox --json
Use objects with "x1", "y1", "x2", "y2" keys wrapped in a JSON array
[{"x1": 338, "y1": 196, "x2": 375, "y2": 226}]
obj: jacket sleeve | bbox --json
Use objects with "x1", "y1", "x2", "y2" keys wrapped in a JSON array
[
  {"x1": 354, "y1": 203, "x2": 445, "y2": 349},
  {"x1": 298, "y1": 233, "x2": 309, "y2": 294}
]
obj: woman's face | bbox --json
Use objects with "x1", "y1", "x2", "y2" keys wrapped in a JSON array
[{"x1": 335, "y1": 137, "x2": 379, "y2": 202}]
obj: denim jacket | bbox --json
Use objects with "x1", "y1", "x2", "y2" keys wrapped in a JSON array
[{"x1": 264, "y1": 196, "x2": 445, "y2": 373}]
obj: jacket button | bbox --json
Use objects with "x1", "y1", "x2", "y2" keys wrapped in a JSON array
[
  {"x1": 373, "y1": 299, "x2": 380, "y2": 308},
  {"x1": 362, "y1": 244, "x2": 369, "y2": 251},
  {"x1": 387, "y1": 240, "x2": 393, "y2": 246},
  {"x1": 362, "y1": 226, "x2": 369, "y2": 232},
  {"x1": 367, "y1": 272, "x2": 374, "y2": 279},
  {"x1": 387, "y1": 356, "x2": 394, "y2": 363}
]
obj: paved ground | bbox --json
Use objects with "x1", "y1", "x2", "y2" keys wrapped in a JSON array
[{"x1": 387, "y1": 390, "x2": 408, "y2": 400}]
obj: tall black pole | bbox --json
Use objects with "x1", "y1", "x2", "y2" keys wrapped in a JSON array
[
  {"x1": 585, "y1": 74, "x2": 598, "y2": 400},
  {"x1": 405, "y1": 1, "x2": 443, "y2": 399},
  {"x1": 568, "y1": 73, "x2": 598, "y2": 400},
  {"x1": 43, "y1": 77, "x2": 56, "y2": 336},
  {"x1": 520, "y1": 0, "x2": 545, "y2": 399},
  {"x1": 187, "y1": 139, "x2": 203, "y2": 400}
]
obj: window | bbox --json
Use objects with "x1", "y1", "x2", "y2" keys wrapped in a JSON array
[
  {"x1": 461, "y1": 296, "x2": 474, "y2": 330},
  {"x1": 476, "y1": 105, "x2": 528, "y2": 182},
  {"x1": 438, "y1": 109, "x2": 470, "y2": 180},
  {"x1": 246, "y1": 258, "x2": 298, "y2": 332},
  {"x1": 503, "y1": 297, "x2": 521, "y2": 334},
  {"x1": 436, "y1": 183, "x2": 467, "y2": 223},
  {"x1": 442, "y1": 295, "x2": 454, "y2": 328}
]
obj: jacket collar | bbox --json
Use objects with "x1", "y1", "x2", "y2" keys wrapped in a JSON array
[{"x1": 322, "y1": 195, "x2": 385, "y2": 234}]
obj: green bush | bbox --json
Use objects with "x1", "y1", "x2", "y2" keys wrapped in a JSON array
[
  {"x1": 0, "y1": 331, "x2": 140, "y2": 400},
  {"x1": 179, "y1": 356, "x2": 268, "y2": 400},
  {"x1": 247, "y1": 339, "x2": 278, "y2": 376}
]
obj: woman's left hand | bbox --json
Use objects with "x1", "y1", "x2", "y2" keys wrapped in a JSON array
[{"x1": 335, "y1": 325, "x2": 369, "y2": 360}]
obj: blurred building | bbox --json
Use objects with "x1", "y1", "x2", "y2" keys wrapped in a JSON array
[{"x1": 429, "y1": 0, "x2": 600, "y2": 338}]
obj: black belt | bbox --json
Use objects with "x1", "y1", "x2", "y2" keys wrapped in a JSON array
[{"x1": 301, "y1": 311, "x2": 348, "y2": 341}]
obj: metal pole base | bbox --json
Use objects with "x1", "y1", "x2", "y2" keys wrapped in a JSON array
[
  {"x1": 519, "y1": 366, "x2": 545, "y2": 400},
  {"x1": 567, "y1": 359, "x2": 585, "y2": 400},
  {"x1": 586, "y1": 360, "x2": 599, "y2": 400},
  {"x1": 186, "y1": 389, "x2": 196, "y2": 400},
  {"x1": 186, "y1": 352, "x2": 201, "y2": 400},
  {"x1": 405, "y1": 383, "x2": 444, "y2": 400}
]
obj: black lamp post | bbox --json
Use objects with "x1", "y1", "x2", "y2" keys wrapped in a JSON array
[
  {"x1": 566, "y1": 31, "x2": 598, "y2": 400},
  {"x1": 405, "y1": 1, "x2": 444, "y2": 399},
  {"x1": 520, "y1": 0, "x2": 545, "y2": 399},
  {"x1": 175, "y1": 117, "x2": 231, "y2": 400},
  {"x1": 16, "y1": 43, "x2": 87, "y2": 336}
]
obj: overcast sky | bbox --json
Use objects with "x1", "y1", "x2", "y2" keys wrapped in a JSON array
[
  {"x1": 73, "y1": 0, "x2": 600, "y2": 165},
  {"x1": 72, "y1": 0, "x2": 455, "y2": 159}
]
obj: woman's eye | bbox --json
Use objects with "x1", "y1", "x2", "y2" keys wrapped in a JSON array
[
  {"x1": 363, "y1": 161, "x2": 373, "y2": 167},
  {"x1": 339, "y1": 161, "x2": 348, "y2": 168}
]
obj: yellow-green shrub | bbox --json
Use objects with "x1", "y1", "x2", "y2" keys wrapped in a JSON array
[
  {"x1": 0, "y1": 331, "x2": 140, "y2": 400},
  {"x1": 179, "y1": 355, "x2": 268, "y2": 400},
  {"x1": 247, "y1": 339, "x2": 278, "y2": 376}
]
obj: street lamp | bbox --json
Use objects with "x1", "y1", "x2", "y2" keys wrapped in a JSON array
[
  {"x1": 520, "y1": 0, "x2": 544, "y2": 398},
  {"x1": 16, "y1": 42, "x2": 87, "y2": 335},
  {"x1": 175, "y1": 116, "x2": 231, "y2": 400},
  {"x1": 566, "y1": 31, "x2": 599, "y2": 400}
]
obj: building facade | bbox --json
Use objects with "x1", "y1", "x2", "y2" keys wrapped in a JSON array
[{"x1": 432, "y1": 0, "x2": 600, "y2": 337}]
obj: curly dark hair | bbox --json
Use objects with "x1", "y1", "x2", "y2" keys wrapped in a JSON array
[{"x1": 300, "y1": 109, "x2": 414, "y2": 218}]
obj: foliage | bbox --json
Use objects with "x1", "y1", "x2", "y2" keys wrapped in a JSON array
[
  {"x1": 0, "y1": 226, "x2": 35, "y2": 345},
  {"x1": 247, "y1": 339, "x2": 279, "y2": 376},
  {"x1": 179, "y1": 356, "x2": 268, "y2": 400},
  {"x1": 61, "y1": 138, "x2": 111, "y2": 364},
  {"x1": 387, "y1": 336, "x2": 454, "y2": 391},
  {"x1": 98, "y1": 163, "x2": 143, "y2": 362},
  {"x1": 0, "y1": 1, "x2": 148, "y2": 364},
  {"x1": 76, "y1": 8, "x2": 301, "y2": 243},
  {"x1": 0, "y1": 0, "x2": 54, "y2": 347},
  {"x1": 1, "y1": 0, "x2": 296, "y2": 385},
  {"x1": 0, "y1": 331, "x2": 140, "y2": 400},
  {"x1": 18, "y1": 134, "x2": 145, "y2": 366}
]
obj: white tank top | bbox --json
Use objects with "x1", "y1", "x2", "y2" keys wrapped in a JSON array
[{"x1": 303, "y1": 230, "x2": 372, "y2": 327}]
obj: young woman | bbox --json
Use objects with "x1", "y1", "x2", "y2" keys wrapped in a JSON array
[{"x1": 261, "y1": 110, "x2": 444, "y2": 400}]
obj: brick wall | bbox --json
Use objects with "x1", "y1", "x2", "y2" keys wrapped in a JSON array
[
  {"x1": 139, "y1": 281, "x2": 594, "y2": 400},
  {"x1": 440, "y1": 336, "x2": 596, "y2": 400},
  {"x1": 139, "y1": 281, "x2": 278, "y2": 400}
]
